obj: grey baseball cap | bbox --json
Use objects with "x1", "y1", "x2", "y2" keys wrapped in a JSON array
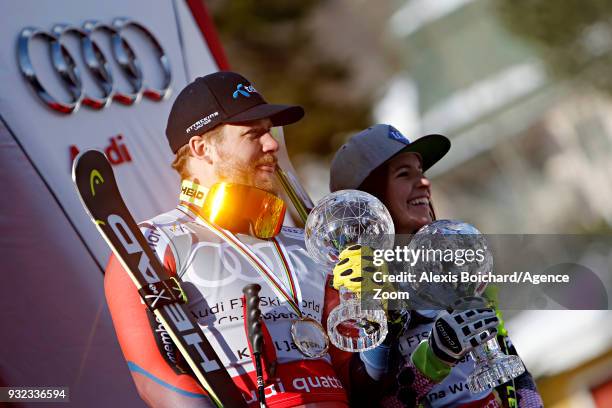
[{"x1": 329, "y1": 124, "x2": 450, "y2": 192}]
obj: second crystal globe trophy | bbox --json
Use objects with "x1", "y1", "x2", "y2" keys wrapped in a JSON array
[
  {"x1": 304, "y1": 190, "x2": 394, "y2": 352},
  {"x1": 402, "y1": 220, "x2": 525, "y2": 393}
]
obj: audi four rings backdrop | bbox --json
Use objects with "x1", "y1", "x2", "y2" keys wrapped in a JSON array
[{"x1": 0, "y1": 0, "x2": 232, "y2": 405}]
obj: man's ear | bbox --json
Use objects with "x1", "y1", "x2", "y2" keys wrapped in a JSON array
[{"x1": 188, "y1": 135, "x2": 213, "y2": 164}]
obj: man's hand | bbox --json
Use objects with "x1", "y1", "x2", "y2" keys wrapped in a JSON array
[
  {"x1": 429, "y1": 306, "x2": 499, "y2": 366},
  {"x1": 332, "y1": 244, "x2": 374, "y2": 293},
  {"x1": 332, "y1": 245, "x2": 408, "y2": 339},
  {"x1": 331, "y1": 244, "x2": 396, "y2": 297}
]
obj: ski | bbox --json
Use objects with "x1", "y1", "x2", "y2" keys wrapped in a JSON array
[{"x1": 72, "y1": 150, "x2": 247, "y2": 408}]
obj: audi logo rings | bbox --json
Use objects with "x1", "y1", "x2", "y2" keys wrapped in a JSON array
[{"x1": 17, "y1": 18, "x2": 172, "y2": 114}]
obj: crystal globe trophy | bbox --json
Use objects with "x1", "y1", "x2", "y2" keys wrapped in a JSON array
[
  {"x1": 305, "y1": 190, "x2": 394, "y2": 352},
  {"x1": 400, "y1": 220, "x2": 524, "y2": 393}
]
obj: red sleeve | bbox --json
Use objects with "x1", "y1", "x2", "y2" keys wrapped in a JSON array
[
  {"x1": 104, "y1": 250, "x2": 212, "y2": 406},
  {"x1": 322, "y1": 275, "x2": 354, "y2": 392}
]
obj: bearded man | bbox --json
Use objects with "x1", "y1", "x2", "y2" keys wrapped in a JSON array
[{"x1": 105, "y1": 72, "x2": 348, "y2": 408}]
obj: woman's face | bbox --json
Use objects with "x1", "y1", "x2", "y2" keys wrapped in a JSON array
[{"x1": 382, "y1": 152, "x2": 432, "y2": 234}]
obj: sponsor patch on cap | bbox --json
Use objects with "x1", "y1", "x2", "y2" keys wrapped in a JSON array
[
  {"x1": 388, "y1": 126, "x2": 410, "y2": 144},
  {"x1": 232, "y1": 83, "x2": 258, "y2": 99},
  {"x1": 186, "y1": 111, "x2": 220, "y2": 134}
]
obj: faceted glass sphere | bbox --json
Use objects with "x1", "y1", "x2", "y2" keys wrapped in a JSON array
[
  {"x1": 305, "y1": 190, "x2": 395, "y2": 266},
  {"x1": 398, "y1": 220, "x2": 493, "y2": 309}
]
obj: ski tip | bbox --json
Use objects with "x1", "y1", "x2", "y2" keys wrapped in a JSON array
[
  {"x1": 72, "y1": 149, "x2": 116, "y2": 217},
  {"x1": 71, "y1": 149, "x2": 108, "y2": 184}
]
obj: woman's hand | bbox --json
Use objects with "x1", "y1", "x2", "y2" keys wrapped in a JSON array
[{"x1": 428, "y1": 304, "x2": 499, "y2": 365}]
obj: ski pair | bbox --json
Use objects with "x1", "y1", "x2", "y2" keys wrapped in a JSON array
[{"x1": 73, "y1": 150, "x2": 247, "y2": 408}]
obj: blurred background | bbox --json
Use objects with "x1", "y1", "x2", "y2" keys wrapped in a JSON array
[{"x1": 207, "y1": 0, "x2": 612, "y2": 406}]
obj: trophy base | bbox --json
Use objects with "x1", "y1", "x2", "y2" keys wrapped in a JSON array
[
  {"x1": 327, "y1": 299, "x2": 388, "y2": 352},
  {"x1": 467, "y1": 353, "x2": 525, "y2": 394}
]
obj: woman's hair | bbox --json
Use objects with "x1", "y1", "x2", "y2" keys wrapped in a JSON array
[
  {"x1": 170, "y1": 125, "x2": 224, "y2": 180},
  {"x1": 358, "y1": 162, "x2": 437, "y2": 222},
  {"x1": 357, "y1": 162, "x2": 388, "y2": 203}
]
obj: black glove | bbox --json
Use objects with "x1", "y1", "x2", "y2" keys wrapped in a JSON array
[{"x1": 429, "y1": 303, "x2": 499, "y2": 365}]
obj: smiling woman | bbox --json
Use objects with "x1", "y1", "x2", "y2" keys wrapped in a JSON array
[
  {"x1": 359, "y1": 152, "x2": 434, "y2": 234},
  {"x1": 329, "y1": 124, "x2": 450, "y2": 234},
  {"x1": 328, "y1": 124, "x2": 544, "y2": 408}
]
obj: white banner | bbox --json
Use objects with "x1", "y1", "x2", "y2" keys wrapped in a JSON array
[
  {"x1": 0, "y1": 0, "x2": 216, "y2": 264},
  {"x1": 0, "y1": 0, "x2": 223, "y2": 405}
]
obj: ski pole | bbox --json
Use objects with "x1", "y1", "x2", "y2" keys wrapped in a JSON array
[{"x1": 243, "y1": 284, "x2": 266, "y2": 408}]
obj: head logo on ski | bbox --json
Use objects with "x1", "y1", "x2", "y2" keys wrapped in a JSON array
[
  {"x1": 72, "y1": 150, "x2": 247, "y2": 408},
  {"x1": 89, "y1": 169, "x2": 104, "y2": 196}
]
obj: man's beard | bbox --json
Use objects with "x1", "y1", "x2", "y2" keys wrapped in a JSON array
[{"x1": 214, "y1": 152, "x2": 279, "y2": 194}]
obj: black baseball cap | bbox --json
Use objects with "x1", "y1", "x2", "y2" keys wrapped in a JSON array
[{"x1": 166, "y1": 71, "x2": 304, "y2": 153}]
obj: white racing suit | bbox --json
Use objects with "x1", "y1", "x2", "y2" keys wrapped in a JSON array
[{"x1": 105, "y1": 202, "x2": 348, "y2": 407}]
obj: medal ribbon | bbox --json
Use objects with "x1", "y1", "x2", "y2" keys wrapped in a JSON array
[
  {"x1": 271, "y1": 238, "x2": 302, "y2": 311},
  {"x1": 179, "y1": 203, "x2": 303, "y2": 317}
]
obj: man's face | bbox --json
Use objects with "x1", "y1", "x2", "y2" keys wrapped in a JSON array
[
  {"x1": 213, "y1": 119, "x2": 279, "y2": 193},
  {"x1": 382, "y1": 152, "x2": 432, "y2": 234}
]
